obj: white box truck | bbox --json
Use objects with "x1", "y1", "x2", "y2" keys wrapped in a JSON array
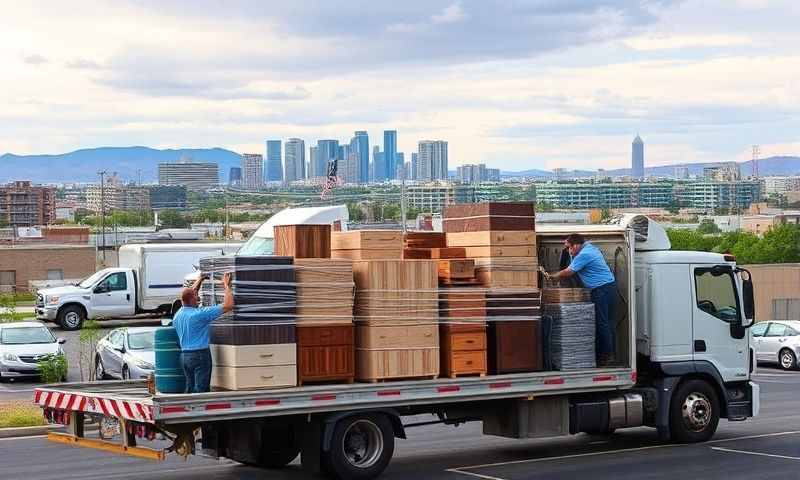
[
  {"x1": 34, "y1": 214, "x2": 759, "y2": 480},
  {"x1": 35, "y1": 243, "x2": 241, "y2": 330}
]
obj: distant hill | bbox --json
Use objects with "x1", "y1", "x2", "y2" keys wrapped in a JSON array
[
  {"x1": 0, "y1": 146, "x2": 242, "y2": 183},
  {"x1": 502, "y1": 156, "x2": 800, "y2": 179}
]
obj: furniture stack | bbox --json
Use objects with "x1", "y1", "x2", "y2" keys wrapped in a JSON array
[
  {"x1": 485, "y1": 289, "x2": 543, "y2": 374},
  {"x1": 439, "y1": 286, "x2": 487, "y2": 378},
  {"x1": 331, "y1": 230, "x2": 403, "y2": 260},
  {"x1": 403, "y1": 232, "x2": 466, "y2": 260},
  {"x1": 542, "y1": 288, "x2": 591, "y2": 304},
  {"x1": 352, "y1": 259, "x2": 440, "y2": 382},
  {"x1": 275, "y1": 224, "x2": 355, "y2": 386},
  {"x1": 201, "y1": 255, "x2": 298, "y2": 390},
  {"x1": 542, "y1": 286, "x2": 595, "y2": 370}
]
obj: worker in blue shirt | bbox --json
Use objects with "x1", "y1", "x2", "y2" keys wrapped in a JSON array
[
  {"x1": 173, "y1": 272, "x2": 234, "y2": 393},
  {"x1": 546, "y1": 233, "x2": 617, "y2": 366}
]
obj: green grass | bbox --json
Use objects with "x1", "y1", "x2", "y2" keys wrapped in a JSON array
[
  {"x1": 0, "y1": 312, "x2": 35, "y2": 323},
  {"x1": 0, "y1": 401, "x2": 46, "y2": 428}
]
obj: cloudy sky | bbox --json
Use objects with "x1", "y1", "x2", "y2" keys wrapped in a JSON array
[{"x1": 2, "y1": 0, "x2": 799, "y2": 172}]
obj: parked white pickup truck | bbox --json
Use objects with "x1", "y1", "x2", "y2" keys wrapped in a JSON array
[{"x1": 35, "y1": 243, "x2": 240, "y2": 330}]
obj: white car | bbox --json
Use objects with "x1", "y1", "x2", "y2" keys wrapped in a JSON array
[
  {"x1": 95, "y1": 327, "x2": 156, "y2": 380},
  {"x1": 751, "y1": 320, "x2": 800, "y2": 370},
  {"x1": 0, "y1": 321, "x2": 66, "y2": 382}
]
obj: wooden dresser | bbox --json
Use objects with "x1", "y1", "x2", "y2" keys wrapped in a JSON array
[{"x1": 297, "y1": 324, "x2": 355, "y2": 386}]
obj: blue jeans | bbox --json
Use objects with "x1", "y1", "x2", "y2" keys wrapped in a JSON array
[
  {"x1": 591, "y1": 282, "x2": 616, "y2": 356},
  {"x1": 182, "y1": 348, "x2": 212, "y2": 393}
]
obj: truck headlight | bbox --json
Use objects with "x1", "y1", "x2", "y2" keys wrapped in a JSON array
[
  {"x1": 2, "y1": 352, "x2": 19, "y2": 362},
  {"x1": 47, "y1": 296, "x2": 60, "y2": 305}
]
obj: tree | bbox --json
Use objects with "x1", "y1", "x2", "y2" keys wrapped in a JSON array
[
  {"x1": 697, "y1": 219, "x2": 721, "y2": 235},
  {"x1": 158, "y1": 209, "x2": 190, "y2": 228},
  {"x1": 346, "y1": 202, "x2": 366, "y2": 222}
]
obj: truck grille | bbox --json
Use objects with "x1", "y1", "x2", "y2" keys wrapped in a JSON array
[{"x1": 36, "y1": 294, "x2": 44, "y2": 307}]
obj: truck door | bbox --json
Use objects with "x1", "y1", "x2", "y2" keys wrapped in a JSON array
[
  {"x1": 92, "y1": 272, "x2": 135, "y2": 318},
  {"x1": 691, "y1": 265, "x2": 749, "y2": 382}
]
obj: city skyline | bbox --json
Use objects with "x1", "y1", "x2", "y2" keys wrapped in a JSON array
[{"x1": 2, "y1": 2, "x2": 800, "y2": 172}]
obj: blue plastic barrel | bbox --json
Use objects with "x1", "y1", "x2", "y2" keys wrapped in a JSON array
[{"x1": 154, "y1": 327, "x2": 186, "y2": 393}]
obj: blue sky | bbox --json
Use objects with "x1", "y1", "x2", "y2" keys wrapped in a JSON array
[{"x1": 1, "y1": 0, "x2": 799, "y2": 172}]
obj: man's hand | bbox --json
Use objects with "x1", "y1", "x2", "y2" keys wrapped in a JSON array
[
  {"x1": 221, "y1": 272, "x2": 234, "y2": 313},
  {"x1": 222, "y1": 272, "x2": 232, "y2": 290}
]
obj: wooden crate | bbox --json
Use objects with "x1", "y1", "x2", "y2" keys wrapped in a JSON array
[
  {"x1": 403, "y1": 247, "x2": 466, "y2": 259},
  {"x1": 352, "y1": 259, "x2": 439, "y2": 323},
  {"x1": 331, "y1": 248, "x2": 403, "y2": 260},
  {"x1": 210, "y1": 343, "x2": 296, "y2": 367},
  {"x1": 273, "y1": 224, "x2": 331, "y2": 258},
  {"x1": 488, "y1": 320, "x2": 543, "y2": 374},
  {"x1": 438, "y1": 259, "x2": 475, "y2": 281},
  {"x1": 462, "y1": 245, "x2": 535, "y2": 258},
  {"x1": 211, "y1": 364, "x2": 297, "y2": 390},
  {"x1": 297, "y1": 325, "x2": 354, "y2": 385},
  {"x1": 474, "y1": 257, "x2": 538, "y2": 288},
  {"x1": 331, "y1": 230, "x2": 403, "y2": 250},
  {"x1": 440, "y1": 330, "x2": 487, "y2": 378},
  {"x1": 404, "y1": 232, "x2": 446, "y2": 249},
  {"x1": 445, "y1": 231, "x2": 536, "y2": 247},
  {"x1": 294, "y1": 258, "x2": 354, "y2": 325},
  {"x1": 355, "y1": 324, "x2": 439, "y2": 349},
  {"x1": 356, "y1": 347, "x2": 440, "y2": 381},
  {"x1": 542, "y1": 288, "x2": 591, "y2": 304}
]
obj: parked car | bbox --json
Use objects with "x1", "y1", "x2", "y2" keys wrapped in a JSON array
[
  {"x1": 95, "y1": 327, "x2": 156, "y2": 380},
  {"x1": 0, "y1": 321, "x2": 65, "y2": 382},
  {"x1": 751, "y1": 320, "x2": 800, "y2": 370}
]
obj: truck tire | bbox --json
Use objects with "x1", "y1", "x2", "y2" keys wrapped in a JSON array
[
  {"x1": 670, "y1": 379, "x2": 720, "y2": 443},
  {"x1": 323, "y1": 413, "x2": 395, "y2": 480},
  {"x1": 58, "y1": 305, "x2": 85, "y2": 331},
  {"x1": 779, "y1": 349, "x2": 797, "y2": 370}
]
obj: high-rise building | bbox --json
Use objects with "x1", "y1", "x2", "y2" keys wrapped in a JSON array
[
  {"x1": 148, "y1": 185, "x2": 187, "y2": 210},
  {"x1": 372, "y1": 146, "x2": 385, "y2": 182},
  {"x1": 631, "y1": 134, "x2": 644, "y2": 180},
  {"x1": 411, "y1": 153, "x2": 418, "y2": 181},
  {"x1": 417, "y1": 140, "x2": 448, "y2": 181},
  {"x1": 241, "y1": 153, "x2": 264, "y2": 191},
  {"x1": 315, "y1": 140, "x2": 339, "y2": 178},
  {"x1": 384, "y1": 130, "x2": 397, "y2": 180},
  {"x1": 284, "y1": 138, "x2": 305, "y2": 182},
  {"x1": 0, "y1": 181, "x2": 56, "y2": 227},
  {"x1": 344, "y1": 135, "x2": 362, "y2": 184},
  {"x1": 457, "y1": 164, "x2": 488, "y2": 184},
  {"x1": 704, "y1": 163, "x2": 740, "y2": 182},
  {"x1": 354, "y1": 131, "x2": 369, "y2": 184},
  {"x1": 309, "y1": 146, "x2": 317, "y2": 179},
  {"x1": 395, "y1": 152, "x2": 405, "y2": 180},
  {"x1": 265, "y1": 140, "x2": 282, "y2": 182},
  {"x1": 229, "y1": 167, "x2": 242, "y2": 186},
  {"x1": 86, "y1": 178, "x2": 150, "y2": 213},
  {"x1": 674, "y1": 166, "x2": 690, "y2": 180},
  {"x1": 158, "y1": 160, "x2": 219, "y2": 190},
  {"x1": 487, "y1": 168, "x2": 501, "y2": 182}
]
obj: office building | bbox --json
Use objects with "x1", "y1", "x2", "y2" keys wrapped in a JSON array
[
  {"x1": 704, "y1": 163, "x2": 741, "y2": 182},
  {"x1": 86, "y1": 180, "x2": 150, "y2": 213},
  {"x1": 339, "y1": 144, "x2": 358, "y2": 184},
  {"x1": 411, "y1": 153, "x2": 418, "y2": 181},
  {"x1": 406, "y1": 183, "x2": 475, "y2": 213},
  {"x1": 674, "y1": 166, "x2": 690, "y2": 180},
  {"x1": 417, "y1": 140, "x2": 448, "y2": 181},
  {"x1": 158, "y1": 160, "x2": 219, "y2": 190},
  {"x1": 309, "y1": 146, "x2": 317, "y2": 179},
  {"x1": 395, "y1": 152, "x2": 405, "y2": 180},
  {"x1": 384, "y1": 130, "x2": 397, "y2": 180},
  {"x1": 354, "y1": 131, "x2": 369, "y2": 184},
  {"x1": 229, "y1": 167, "x2": 242, "y2": 186},
  {"x1": 0, "y1": 181, "x2": 56, "y2": 227},
  {"x1": 534, "y1": 182, "x2": 675, "y2": 209},
  {"x1": 763, "y1": 176, "x2": 800, "y2": 196},
  {"x1": 487, "y1": 168, "x2": 501, "y2": 182},
  {"x1": 265, "y1": 140, "x2": 282, "y2": 182},
  {"x1": 373, "y1": 146, "x2": 385, "y2": 182},
  {"x1": 315, "y1": 140, "x2": 339, "y2": 178},
  {"x1": 631, "y1": 134, "x2": 644, "y2": 180},
  {"x1": 241, "y1": 153, "x2": 264, "y2": 191},
  {"x1": 457, "y1": 164, "x2": 489, "y2": 184},
  {"x1": 284, "y1": 138, "x2": 305, "y2": 182},
  {"x1": 148, "y1": 185, "x2": 187, "y2": 210},
  {"x1": 677, "y1": 181, "x2": 761, "y2": 212}
]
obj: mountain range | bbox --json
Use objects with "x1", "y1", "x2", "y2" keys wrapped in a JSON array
[{"x1": 1, "y1": 146, "x2": 799, "y2": 183}]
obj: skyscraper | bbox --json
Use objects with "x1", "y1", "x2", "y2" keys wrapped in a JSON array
[
  {"x1": 411, "y1": 153, "x2": 418, "y2": 181},
  {"x1": 372, "y1": 146, "x2": 385, "y2": 182},
  {"x1": 229, "y1": 167, "x2": 242, "y2": 186},
  {"x1": 309, "y1": 146, "x2": 317, "y2": 179},
  {"x1": 315, "y1": 140, "x2": 339, "y2": 178},
  {"x1": 266, "y1": 140, "x2": 282, "y2": 182},
  {"x1": 632, "y1": 134, "x2": 644, "y2": 180},
  {"x1": 384, "y1": 130, "x2": 397, "y2": 180},
  {"x1": 418, "y1": 140, "x2": 448, "y2": 181},
  {"x1": 284, "y1": 138, "x2": 305, "y2": 182},
  {"x1": 354, "y1": 131, "x2": 369, "y2": 184},
  {"x1": 395, "y1": 152, "x2": 405, "y2": 180},
  {"x1": 158, "y1": 160, "x2": 219, "y2": 190},
  {"x1": 241, "y1": 153, "x2": 263, "y2": 190}
]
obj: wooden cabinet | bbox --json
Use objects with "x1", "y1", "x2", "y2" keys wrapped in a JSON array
[
  {"x1": 356, "y1": 348, "x2": 439, "y2": 382},
  {"x1": 211, "y1": 365, "x2": 297, "y2": 390},
  {"x1": 440, "y1": 328, "x2": 487, "y2": 378},
  {"x1": 488, "y1": 320, "x2": 543, "y2": 374},
  {"x1": 297, "y1": 325, "x2": 354, "y2": 385}
]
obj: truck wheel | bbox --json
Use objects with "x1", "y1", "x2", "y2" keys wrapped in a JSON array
[
  {"x1": 323, "y1": 413, "x2": 394, "y2": 480},
  {"x1": 670, "y1": 379, "x2": 720, "y2": 443},
  {"x1": 58, "y1": 305, "x2": 85, "y2": 331},
  {"x1": 779, "y1": 349, "x2": 797, "y2": 370}
]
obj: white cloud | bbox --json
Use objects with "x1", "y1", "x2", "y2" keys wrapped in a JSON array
[
  {"x1": 431, "y1": 2, "x2": 467, "y2": 24},
  {"x1": 623, "y1": 33, "x2": 755, "y2": 50}
]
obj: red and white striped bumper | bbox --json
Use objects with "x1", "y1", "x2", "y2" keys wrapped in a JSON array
[{"x1": 34, "y1": 388, "x2": 155, "y2": 424}]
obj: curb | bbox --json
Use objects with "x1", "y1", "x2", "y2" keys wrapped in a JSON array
[{"x1": 0, "y1": 422, "x2": 99, "y2": 439}]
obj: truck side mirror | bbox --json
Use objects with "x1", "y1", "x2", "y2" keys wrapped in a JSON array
[
  {"x1": 738, "y1": 268, "x2": 755, "y2": 327},
  {"x1": 94, "y1": 284, "x2": 108, "y2": 294}
]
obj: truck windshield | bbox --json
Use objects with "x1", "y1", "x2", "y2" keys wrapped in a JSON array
[
  {"x1": 78, "y1": 271, "x2": 107, "y2": 288},
  {"x1": 237, "y1": 236, "x2": 274, "y2": 256},
  {"x1": 1, "y1": 327, "x2": 56, "y2": 345}
]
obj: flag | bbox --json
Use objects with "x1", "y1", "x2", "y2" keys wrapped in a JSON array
[{"x1": 320, "y1": 159, "x2": 338, "y2": 199}]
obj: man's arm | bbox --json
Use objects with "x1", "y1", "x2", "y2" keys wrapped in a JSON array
[
  {"x1": 221, "y1": 272, "x2": 234, "y2": 313},
  {"x1": 191, "y1": 272, "x2": 207, "y2": 293},
  {"x1": 547, "y1": 267, "x2": 575, "y2": 280}
]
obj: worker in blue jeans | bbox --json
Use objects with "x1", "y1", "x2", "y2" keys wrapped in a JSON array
[
  {"x1": 173, "y1": 272, "x2": 234, "y2": 393},
  {"x1": 546, "y1": 233, "x2": 617, "y2": 366}
]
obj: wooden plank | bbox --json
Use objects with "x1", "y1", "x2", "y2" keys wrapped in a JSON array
[
  {"x1": 445, "y1": 231, "x2": 536, "y2": 247},
  {"x1": 403, "y1": 247, "x2": 466, "y2": 259},
  {"x1": 355, "y1": 347, "x2": 440, "y2": 381},
  {"x1": 210, "y1": 343, "x2": 296, "y2": 367},
  {"x1": 331, "y1": 249, "x2": 403, "y2": 260},
  {"x1": 438, "y1": 259, "x2": 475, "y2": 280},
  {"x1": 273, "y1": 224, "x2": 331, "y2": 258},
  {"x1": 542, "y1": 288, "x2": 591, "y2": 304},
  {"x1": 356, "y1": 324, "x2": 439, "y2": 349},
  {"x1": 476, "y1": 269, "x2": 538, "y2": 288},
  {"x1": 331, "y1": 230, "x2": 403, "y2": 250},
  {"x1": 462, "y1": 245, "x2": 535, "y2": 257},
  {"x1": 443, "y1": 216, "x2": 535, "y2": 233},
  {"x1": 404, "y1": 232, "x2": 446, "y2": 248}
]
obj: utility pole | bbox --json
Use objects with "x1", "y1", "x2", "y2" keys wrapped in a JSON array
[
  {"x1": 98, "y1": 170, "x2": 107, "y2": 263},
  {"x1": 400, "y1": 177, "x2": 407, "y2": 234}
]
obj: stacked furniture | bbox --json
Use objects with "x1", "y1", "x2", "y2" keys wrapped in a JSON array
[
  {"x1": 352, "y1": 259, "x2": 440, "y2": 382},
  {"x1": 439, "y1": 287, "x2": 487, "y2": 378},
  {"x1": 485, "y1": 289, "x2": 543, "y2": 374},
  {"x1": 273, "y1": 224, "x2": 331, "y2": 258},
  {"x1": 403, "y1": 231, "x2": 465, "y2": 259},
  {"x1": 293, "y1": 258, "x2": 355, "y2": 385},
  {"x1": 201, "y1": 255, "x2": 298, "y2": 390},
  {"x1": 542, "y1": 287, "x2": 595, "y2": 370},
  {"x1": 331, "y1": 230, "x2": 403, "y2": 260}
]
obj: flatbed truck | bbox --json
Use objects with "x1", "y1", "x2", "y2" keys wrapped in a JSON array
[{"x1": 34, "y1": 214, "x2": 759, "y2": 479}]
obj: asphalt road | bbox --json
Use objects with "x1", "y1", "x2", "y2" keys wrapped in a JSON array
[{"x1": 1, "y1": 368, "x2": 798, "y2": 480}]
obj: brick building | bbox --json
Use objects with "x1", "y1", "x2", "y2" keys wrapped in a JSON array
[
  {"x1": 0, "y1": 181, "x2": 56, "y2": 227},
  {"x1": 0, "y1": 244, "x2": 96, "y2": 292}
]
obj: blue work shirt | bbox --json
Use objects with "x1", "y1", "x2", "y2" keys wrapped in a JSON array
[
  {"x1": 172, "y1": 305, "x2": 223, "y2": 351},
  {"x1": 568, "y1": 242, "x2": 615, "y2": 290}
]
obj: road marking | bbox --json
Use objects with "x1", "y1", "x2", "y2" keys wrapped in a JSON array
[
  {"x1": 447, "y1": 430, "x2": 800, "y2": 478},
  {"x1": 711, "y1": 446, "x2": 800, "y2": 461},
  {"x1": 75, "y1": 462, "x2": 239, "y2": 480},
  {"x1": 0, "y1": 434, "x2": 47, "y2": 441}
]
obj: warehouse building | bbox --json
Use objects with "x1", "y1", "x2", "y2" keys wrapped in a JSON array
[{"x1": 0, "y1": 244, "x2": 96, "y2": 293}]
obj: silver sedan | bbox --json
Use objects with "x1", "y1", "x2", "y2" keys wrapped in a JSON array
[
  {"x1": 751, "y1": 320, "x2": 800, "y2": 370},
  {"x1": 95, "y1": 327, "x2": 156, "y2": 380}
]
